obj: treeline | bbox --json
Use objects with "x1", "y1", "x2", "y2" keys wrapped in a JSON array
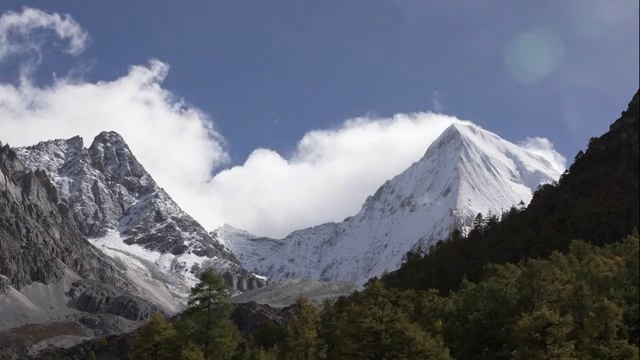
[{"x1": 131, "y1": 233, "x2": 639, "y2": 359}]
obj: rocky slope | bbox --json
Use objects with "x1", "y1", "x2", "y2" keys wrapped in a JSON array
[
  {"x1": 218, "y1": 122, "x2": 563, "y2": 285},
  {"x1": 0, "y1": 143, "x2": 121, "y2": 294},
  {"x1": 0, "y1": 141, "x2": 163, "y2": 357},
  {"x1": 15, "y1": 132, "x2": 267, "y2": 296},
  {"x1": 231, "y1": 278, "x2": 361, "y2": 308}
]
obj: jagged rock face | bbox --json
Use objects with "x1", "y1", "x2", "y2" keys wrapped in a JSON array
[
  {"x1": 15, "y1": 132, "x2": 264, "y2": 293},
  {"x1": 0, "y1": 143, "x2": 128, "y2": 293},
  {"x1": 0, "y1": 141, "x2": 161, "y2": 330},
  {"x1": 218, "y1": 122, "x2": 563, "y2": 285},
  {"x1": 68, "y1": 280, "x2": 159, "y2": 321},
  {"x1": 15, "y1": 132, "x2": 226, "y2": 258}
]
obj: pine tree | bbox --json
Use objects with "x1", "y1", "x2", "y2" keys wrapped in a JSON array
[
  {"x1": 284, "y1": 297, "x2": 319, "y2": 360},
  {"x1": 179, "y1": 342, "x2": 205, "y2": 360},
  {"x1": 512, "y1": 307, "x2": 576, "y2": 360},
  {"x1": 181, "y1": 268, "x2": 240, "y2": 360},
  {"x1": 317, "y1": 300, "x2": 339, "y2": 360},
  {"x1": 387, "y1": 318, "x2": 452, "y2": 360},
  {"x1": 133, "y1": 312, "x2": 177, "y2": 360},
  {"x1": 336, "y1": 281, "x2": 451, "y2": 360},
  {"x1": 250, "y1": 321, "x2": 287, "y2": 350},
  {"x1": 472, "y1": 213, "x2": 485, "y2": 232}
]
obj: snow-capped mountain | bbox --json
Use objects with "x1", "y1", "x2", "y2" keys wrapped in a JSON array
[
  {"x1": 16, "y1": 132, "x2": 267, "y2": 297},
  {"x1": 216, "y1": 122, "x2": 563, "y2": 285}
]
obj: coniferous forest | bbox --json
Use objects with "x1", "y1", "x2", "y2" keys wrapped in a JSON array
[
  {"x1": 37, "y1": 91, "x2": 639, "y2": 360},
  {"x1": 119, "y1": 234, "x2": 639, "y2": 360}
]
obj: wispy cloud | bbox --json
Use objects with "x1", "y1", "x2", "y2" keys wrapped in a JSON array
[
  {"x1": 519, "y1": 137, "x2": 567, "y2": 174},
  {"x1": 431, "y1": 90, "x2": 444, "y2": 112},
  {"x1": 0, "y1": 7, "x2": 89, "y2": 61}
]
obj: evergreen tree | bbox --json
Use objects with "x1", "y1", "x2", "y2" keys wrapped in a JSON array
[
  {"x1": 284, "y1": 297, "x2": 319, "y2": 360},
  {"x1": 336, "y1": 281, "x2": 451, "y2": 360},
  {"x1": 317, "y1": 300, "x2": 339, "y2": 360},
  {"x1": 179, "y1": 342, "x2": 205, "y2": 360},
  {"x1": 511, "y1": 308, "x2": 576, "y2": 360},
  {"x1": 133, "y1": 312, "x2": 177, "y2": 360},
  {"x1": 579, "y1": 299, "x2": 638, "y2": 359},
  {"x1": 250, "y1": 321, "x2": 287, "y2": 351},
  {"x1": 181, "y1": 268, "x2": 240, "y2": 360},
  {"x1": 472, "y1": 213, "x2": 485, "y2": 232}
]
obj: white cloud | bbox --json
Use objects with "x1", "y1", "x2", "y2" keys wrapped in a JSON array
[
  {"x1": 0, "y1": 59, "x2": 228, "y2": 217},
  {"x1": 203, "y1": 114, "x2": 458, "y2": 237},
  {"x1": 0, "y1": 7, "x2": 89, "y2": 60},
  {"x1": 0, "y1": 10, "x2": 226, "y2": 225},
  {"x1": 0, "y1": 7, "x2": 566, "y2": 240}
]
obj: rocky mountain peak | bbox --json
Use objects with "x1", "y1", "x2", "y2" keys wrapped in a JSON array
[
  {"x1": 92, "y1": 130, "x2": 127, "y2": 144},
  {"x1": 66, "y1": 135, "x2": 85, "y2": 150},
  {"x1": 88, "y1": 131, "x2": 154, "y2": 194},
  {"x1": 1, "y1": 140, "x2": 163, "y2": 331},
  {"x1": 438, "y1": 121, "x2": 471, "y2": 139},
  {"x1": 420, "y1": 123, "x2": 468, "y2": 156},
  {"x1": 15, "y1": 132, "x2": 267, "y2": 295}
]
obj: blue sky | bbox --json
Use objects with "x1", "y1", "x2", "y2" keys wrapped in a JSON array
[
  {"x1": 2, "y1": 0, "x2": 638, "y2": 162},
  {"x1": 0, "y1": 2, "x2": 638, "y2": 237}
]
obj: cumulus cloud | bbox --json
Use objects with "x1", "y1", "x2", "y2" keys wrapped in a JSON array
[{"x1": 0, "y1": 7, "x2": 566, "y2": 239}]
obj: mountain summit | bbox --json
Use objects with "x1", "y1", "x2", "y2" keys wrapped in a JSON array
[
  {"x1": 218, "y1": 122, "x2": 563, "y2": 285},
  {"x1": 16, "y1": 132, "x2": 267, "y2": 296}
]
